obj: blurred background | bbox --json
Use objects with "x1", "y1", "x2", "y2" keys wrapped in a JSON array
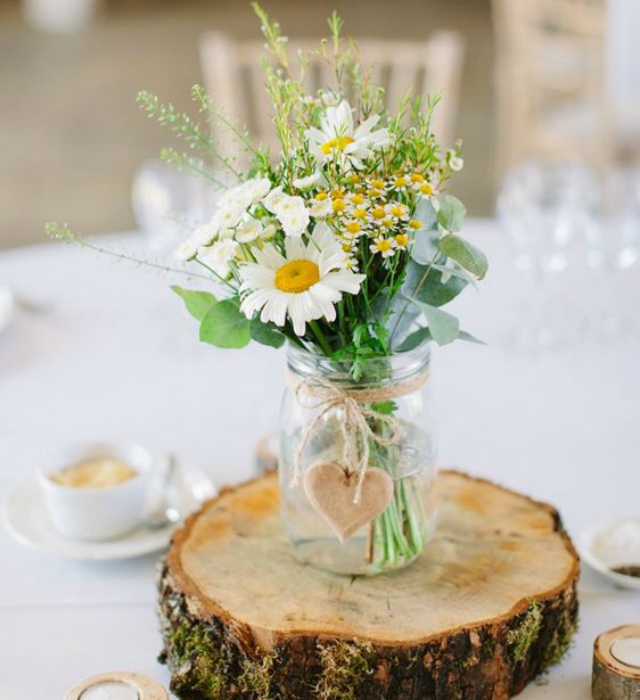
[{"x1": 1, "y1": 0, "x2": 639, "y2": 251}]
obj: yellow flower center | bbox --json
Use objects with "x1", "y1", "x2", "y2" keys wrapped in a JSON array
[
  {"x1": 376, "y1": 239, "x2": 393, "y2": 252},
  {"x1": 330, "y1": 189, "x2": 345, "y2": 199},
  {"x1": 351, "y1": 193, "x2": 365, "y2": 205},
  {"x1": 420, "y1": 183, "x2": 434, "y2": 195},
  {"x1": 345, "y1": 221, "x2": 361, "y2": 234},
  {"x1": 320, "y1": 136, "x2": 355, "y2": 155},
  {"x1": 275, "y1": 259, "x2": 320, "y2": 293},
  {"x1": 371, "y1": 179, "x2": 385, "y2": 189},
  {"x1": 372, "y1": 206, "x2": 386, "y2": 220},
  {"x1": 390, "y1": 205, "x2": 405, "y2": 217},
  {"x1": 411, "y1": 173, "x2": 425, "y2": 183},
  {"x1": 381, "y1": 219, "x2": 393, "y2": 227},
  {"x1": 353, "y1": 208, "x2": 367, "y2": 219},
  {"x1": 369, "y1": 188, "x2": 383, "y2": 198},
  {"x1": 409, "y1": 219, "x2": 422, "y2": 229},
  {"x1": 347, "y1": 173, "x2": 361, "y2": 184},
  {"x1": 394, "y1": 176, "x2": 407, "y2": 187},
  {"x1": 315, "y1": 192, "x2": 329, "y2": 201},
  {"x1": 395, "y1": 234, "x2": 410, "y2": 247},
  {"x1": 333, "y1": 199, "x2": 347, "y2": 212}
]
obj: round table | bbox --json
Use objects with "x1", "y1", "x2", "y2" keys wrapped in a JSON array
[{"x1": 0, "y1": 221, "x2": 638, "y2": 699}]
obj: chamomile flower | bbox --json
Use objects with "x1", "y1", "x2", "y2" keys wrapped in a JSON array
[
  {"x1": 238, "y1": 223, "x2": 365, "y2": 336},
  {"x1": 369, "y1": 236, "x2": 396, "y2": 258},
  {"x1": 387, "y1": 203, "x2": 409, "y2": 221},
  {"x1": 394, "y1": 233, "x2": 410, "y2": 251},
  {"x1": 305, "y1": 100, "x2": 390, "y2": 169},
  {"x1": 342, "y1": 220, "x2": 363, "y2": 240},
  {"x1": 271, "y1": 194, "x2": 310, "y2": 238},
  {"x1": 415, "y1": 181, "x2": 436, "y2": 198}
]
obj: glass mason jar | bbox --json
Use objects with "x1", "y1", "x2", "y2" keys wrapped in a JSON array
[{"x1": 279, "y1": 341, "x2": 438, "y2": 576}]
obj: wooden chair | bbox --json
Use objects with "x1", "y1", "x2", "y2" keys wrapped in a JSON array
[
  {"x1": 492, "y1": 0, "x2": 611, "y2": 177},
  {"x1": 199, "y1": 31, "x2": 465, "y2": 166}
]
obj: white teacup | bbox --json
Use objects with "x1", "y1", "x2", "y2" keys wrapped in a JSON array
[{"x1": 38, "y1": 442, "x2": 154, "y2": 541}]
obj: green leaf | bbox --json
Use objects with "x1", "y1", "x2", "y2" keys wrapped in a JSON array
[
  {"x1": 200, "y1": 299, "x2": 250, "y2": 348},
  {"x1": 408, "y1": 299, "x2": 460, "y2": 346},
  {"x1": 438, "y1": 234, "x2": 488, "y2": 280},
  {"x1": 171, "y1": 285, "x2": 217, "y2": 321},
  {"x1": 249, "y1": 319, "x2": 286, "y2": 349},
  {"x1": 370, "y1": 400, "x2": 398, "y2": 415},
  {"x1": 458, "y1": 330, "x2": 487, "y2": 345},
  {"x1": 409, "y1": 200, "x2": 439, "y2": 265},
  {"x1": 437, "y1": 195, "x2": 467, "y2": 233},
  {"x1": 396, "y1": 326, "x2": 432, "y2": 352}
]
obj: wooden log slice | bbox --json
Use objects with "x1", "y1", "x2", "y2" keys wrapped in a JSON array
[{"x1": 159, "y1": 470, "x2": 579, "y2": 700}]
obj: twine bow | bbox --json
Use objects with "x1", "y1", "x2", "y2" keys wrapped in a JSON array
[{"x1": 291, "y1": 374, "x2": 426, "y2": 505}]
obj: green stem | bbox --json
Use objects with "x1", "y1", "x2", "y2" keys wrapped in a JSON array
[{"x1": 309, "y1": 320, "x2": 333, "y2": 356}]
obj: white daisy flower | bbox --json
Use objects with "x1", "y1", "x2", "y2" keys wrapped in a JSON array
[
  {"x1": 273, "y1": 195, "x2": 310, "y2": 238},
  {"x1": 386, "y1": 203, "x2": 409, "y2": 221},
  {"x1": 293, "y1": 173, "x2": 321, "y2": 189},
  {"x1": 236, "y1": 217, "x2": 263, "y2": 243},
  {"x1": 213, "y1": 202, "x2": 246, "y2": 231},
  {"x1": 238, "y1": 223, "x2": 365, "y2": 336},
  {"x1": 370, "y1": 235, "x2": 396, "y2": 258},
  {"x1": 305, "y1": 100, "x2": 390, "y2": 169},
  {"x1": 198, "y1": 238, "x2": 238, "y2": 279}
]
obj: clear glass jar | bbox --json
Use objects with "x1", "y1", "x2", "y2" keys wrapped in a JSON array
[{"x1": 279, "y1": 341, "x2": 438, "y2": 576}]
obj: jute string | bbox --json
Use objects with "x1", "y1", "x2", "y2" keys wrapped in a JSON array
[{"x1": 290, "y1": 369, "x2": 430, "y2": 504}]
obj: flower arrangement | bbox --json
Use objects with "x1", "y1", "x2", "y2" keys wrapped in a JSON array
[{"x1": 47, "y1": 6, "x2": 488, "y2": 573}]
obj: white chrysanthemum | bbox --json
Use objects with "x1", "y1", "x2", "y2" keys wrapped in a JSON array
[
  {"x1": 198, "y1": 238, "x2": 238, "y2": 278},
  {"x1": 273, "y1": 195, "x2": 310, "y2": 238},
  {"x1": 236, "y1": 217, "x2": 263, "y2": 243},
  {"x1": 174, "y1": 221, "x2": 218, "y2": 261},
  {"x1": 309, "y1": 198, "x2": 332, "y2": 218},
  {"x1": 264, "y1": 186, "x2": 286, "y2": 213},
  {"x1": 239, "y1": 223, "x2": 365, "y2": 336},
  {"x1": 293, "y1": 173, "x2": 321, "y2": 189},
  {"x1": 305, "y1": 100, "x2": 390, "y2": 169},
  {"x1": 243, "y1": 177, "x2": 272, "y2": 203}
]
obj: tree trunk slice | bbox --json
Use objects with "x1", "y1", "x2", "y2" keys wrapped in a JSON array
[
  {"x1": 592, "y1": 625, "x2": 640, "y2": 700},
  {"x1": 159, "y1": 470, "x2": 580, "y2": 700}
]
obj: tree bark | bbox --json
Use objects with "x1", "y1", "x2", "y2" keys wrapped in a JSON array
[{"x1": 159, "y1": 470, "x2": 579, "y2": 700}]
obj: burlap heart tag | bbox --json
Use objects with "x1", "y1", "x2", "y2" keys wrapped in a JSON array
[{"x1": 302, "y1": 462, "x2": 394, "y2": 544}]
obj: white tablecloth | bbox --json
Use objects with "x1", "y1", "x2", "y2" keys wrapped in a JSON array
[{"x1": 1, "y1": 221, "x2": 639, "y2": 699}]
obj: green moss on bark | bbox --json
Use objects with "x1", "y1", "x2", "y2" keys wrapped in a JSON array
[
  {"x1": 506, "y1": 601, "x2": 543, "y2": 665},
  {"x1": 314, "y1": 640, "x2": 375, "y2": 700}
]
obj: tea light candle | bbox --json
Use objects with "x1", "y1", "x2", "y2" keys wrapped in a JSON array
[
  {"x1": 592, "y1": 625, "x2": 640, "y2": 700},
  {"x1": 80, "y1": 682, "x2": 139, "y2": 700},
  {"x1": 65, "y1": 672, "x2": 167, "y2": 700}
]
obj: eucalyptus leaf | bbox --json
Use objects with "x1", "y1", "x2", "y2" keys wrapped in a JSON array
[
  {"x1": 437, "y1": 195, "x2": 466, "y2": 233},
  {"x1": 429, "y1": 262, "x2": 479, "y2": 290},
  {"x1": 200, "y1": 299, "x2": 250, "y2": 348},
  {"x1": 438, "y1": 234, "x2": 488, "y2": 280},
  {"x1": 250, "y1": 319, "x2": 286, "y2": 349},
  {"x1": 171, "y1": 285, "x2": 217, "y2": 321},
  {"x1": 458, "y1": 330, "x2": 487, "y2": 345},
  {"x1": 409, "y1": 199, "x2": 440, "y2": 264},
  {"x1": 395, "y1": 326, "x2": 432, "y2": 352},
  {"x1": 408, "y1": 298, "x2": 460, "y2": 346}
]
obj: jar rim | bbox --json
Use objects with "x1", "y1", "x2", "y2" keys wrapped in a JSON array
[{"x1": 286, "y1": 337, "x2": 431, "y2": 386}]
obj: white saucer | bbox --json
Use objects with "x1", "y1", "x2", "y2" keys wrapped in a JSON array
[
  {"x1": 579, "y1": 517, "x2": 640, "y2": 591},
  {"x1": 3, "y1": 464, "x2": 215, "y2": 560}
]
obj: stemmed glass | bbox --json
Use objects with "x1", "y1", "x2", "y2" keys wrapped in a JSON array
[{"x1": 497, "y1": 162, "x2": 599, "y2": 351}]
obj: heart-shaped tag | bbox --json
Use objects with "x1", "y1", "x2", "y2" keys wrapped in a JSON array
[{"x1": 302, "y1": 462, "x2": 394, "y2": 544}]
